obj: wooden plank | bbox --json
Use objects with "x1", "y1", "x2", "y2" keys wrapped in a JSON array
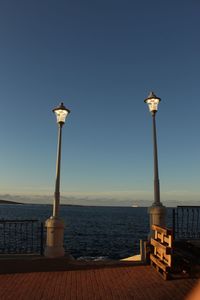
[
  {"x1": 166, "y1": 255, "x2": 172, "y2": 267},
  {"x1": 164, "y1": 235, "x2": 172, "y2": 247},
  {"x1": 154, "y1": 251, "x2": 171, "y2": 266},
  {"x1": 152, "y1": 225, "x2": 172, "y2": 236},
  {"x1": 158, "y1": 232, "x2": 164, "y2": 243},
  {"x1": 154, "y1": 234, "x2": 171, "y2": 245},
  {"x1": 150, "y1": 254, "x2": 170, "y2": 272},
  {"x1": 151, "y1": 238, "x2": 172, "y2": 254},
  {"x1": 150, "y1": 260, "x2": 170, "y2": 280}
]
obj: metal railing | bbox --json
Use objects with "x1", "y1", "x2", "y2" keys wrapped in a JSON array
[
  {"x1": 0, "y1": 220, "x2": 44, "y2": 255},
  {"x1": 172, "y1": 206, "x2": 200, "y2": 240}
]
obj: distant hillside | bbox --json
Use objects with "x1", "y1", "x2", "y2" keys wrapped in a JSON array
[{"x1": 0, "y1": 199, "x2": 23, "y2": 205}]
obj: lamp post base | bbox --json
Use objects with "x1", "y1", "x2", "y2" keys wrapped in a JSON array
[
  {"x1": 44, "y1": 217, "x2": 65, "y2": 258},
  {"x1": 148, "y1": 204, "x2": 166, "y2": 239}
]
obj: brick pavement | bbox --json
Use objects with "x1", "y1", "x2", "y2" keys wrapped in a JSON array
[{"x1": 0, "y1": 263, "x2": 199, "y2": 300}]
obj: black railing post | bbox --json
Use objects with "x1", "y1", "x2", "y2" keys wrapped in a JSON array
[
  {"x1": 40, "y1": 222, "x2": 44, "y2": 256},
  {"x1": 197, "y1": 209, "x2": 200, "y2": 238},
  {"x1": 172, "y1": 208, "x2": 175, "y2": 240}
]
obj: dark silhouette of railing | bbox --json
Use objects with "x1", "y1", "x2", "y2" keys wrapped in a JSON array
[
  {"x1": 0, "y1": 220, "x2": 44, "y2": 255},
  {"x1": 172, "y1": 206, "x2": 200, "y2": 240}
]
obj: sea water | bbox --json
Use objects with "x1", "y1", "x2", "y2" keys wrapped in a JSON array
[{"x1": 0, "y1": 204, "x2": 173, "y2": 259}]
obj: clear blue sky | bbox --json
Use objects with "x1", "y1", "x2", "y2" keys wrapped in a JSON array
[{"x1": 0, "y1": 0, "x2": 199, "y2": 206}]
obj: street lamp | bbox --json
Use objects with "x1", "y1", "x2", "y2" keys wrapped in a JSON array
[
  {"x1": 44, "y1": 102, "x2": 71, "y2": 258},
  {"x1": 144, "y1": 92, "x2": 166, "y2": 235},
  {"x1": 52, "y1": 103, "x2": 70, "y2": 218}
]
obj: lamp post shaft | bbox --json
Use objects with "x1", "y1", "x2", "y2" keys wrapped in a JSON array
[
  {"x1": 152, "y1": 113, "x2": 160, "y2": 205},
  {"x1": 53, "y1": 123, "x2": 63, "y2": 218},
  {"x1": 44, "y1": 102, "x2": 71, "y2": 258},
  {"x1": 144, "y1": 92, "x2": 166, "y2": 238}
]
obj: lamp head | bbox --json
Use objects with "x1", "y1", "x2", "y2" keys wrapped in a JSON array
[
  {"x1": 53, "y1": 102, "x2": 70, "y2": 125},
  {"x1": 144, "y1": 92, "x2": 161, "y2": 114}
]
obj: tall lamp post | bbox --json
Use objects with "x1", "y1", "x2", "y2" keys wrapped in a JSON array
[
  {"x1": 144, "y1": 92, "x2": 166, "y2": 237},
  {"x1": 44, "y1": 102, "x2": 71, "y2": 258}
]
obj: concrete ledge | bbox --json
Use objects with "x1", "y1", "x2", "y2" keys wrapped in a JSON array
[
  {"x1": 0, "y1": 255, "x2": 146, "y2": 274},
  {"x1": 121, "y1": 254, "x2": 142, "y2": 262}
]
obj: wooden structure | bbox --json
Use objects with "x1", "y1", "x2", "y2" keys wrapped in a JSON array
[{"x1": 150, "y1": 224, "x2": 172, "y2": 280}]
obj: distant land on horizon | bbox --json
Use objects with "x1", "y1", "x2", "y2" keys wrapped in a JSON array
[
  {"x1": 0, "y1": 200, "x2": 86, "y2": 207},
  {"x1": 0, "y1": 199, "x2": 23, "y2": 205},
  {"x1": 0, "y1": 195, "x2": 199, "y2": 207}
]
